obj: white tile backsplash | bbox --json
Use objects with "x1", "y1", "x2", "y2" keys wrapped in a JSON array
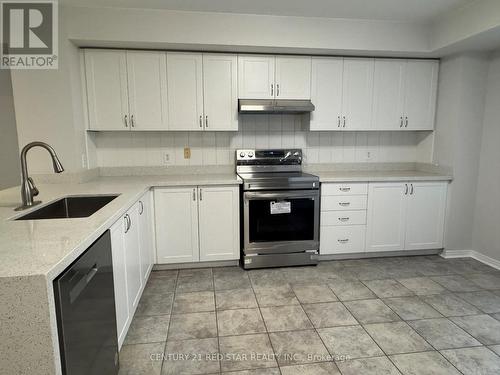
[{"x1": 94, "y1": 115, "x2": 421, "y2": 167}]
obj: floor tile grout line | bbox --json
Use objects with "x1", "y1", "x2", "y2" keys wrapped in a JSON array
[
  {"x1": 211, "y1": 268, "x2": 223, "y2": 374},
  {"x1": 249, "y1": 274, "x2": 283, "y2": 375},
  {"x1": 160, "y1": 269, "x2": 180, "y2": 374}
]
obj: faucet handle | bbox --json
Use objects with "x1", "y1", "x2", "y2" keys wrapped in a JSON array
[{"x1": 27, "y1": 177, "x2": 39, "y2": 197}]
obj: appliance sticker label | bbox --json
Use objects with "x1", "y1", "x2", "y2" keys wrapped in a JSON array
[{"x1": 270, "y1": 201, "x2": 291, "y2": 214}]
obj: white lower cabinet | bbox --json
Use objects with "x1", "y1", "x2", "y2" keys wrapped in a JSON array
[
  {"x1": 155, "y1": 185, "x2": 240, "y2": 264},
  {"x1": 366, "y1": 181, "x2": 447, "y2": 252},
  {"x1": 110, "y1": 191, "x2": 154, "y2": 349}
]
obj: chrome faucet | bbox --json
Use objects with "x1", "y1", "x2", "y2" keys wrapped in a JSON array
[{"x1": 15, "y1": 142, "x2": 64, "y2": 211}]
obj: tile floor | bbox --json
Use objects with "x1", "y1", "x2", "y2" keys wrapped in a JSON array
[{"x1": 118, "y1": 255, "x2": 500, "y2": 375}]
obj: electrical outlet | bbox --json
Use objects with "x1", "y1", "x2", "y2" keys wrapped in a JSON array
[
  {"x1": 366, "y1": 151, "x2": 372, "y2": 160},
  {"x1": 184, "y1": 147, "x2": 191, "y2": 159},
  {"x1": 163, "y1": 152, "x2": 171, "y2": 165}
]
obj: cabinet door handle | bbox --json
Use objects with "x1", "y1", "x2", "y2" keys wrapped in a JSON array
[
  {"x1": 410, "y1": 184, "x2": 414, "y2": 195},
  {"x1": 400, "y1": 116, "x2": 404, "y2": 128},
  {"x1": 192, "y1": 188, "x2": 196, "y2": 201},
  {"x1": 339, "y1": 187, "x2": 351, "y2": 192},
  {"x1": 205, "y1": 115, "x2": 208, "y2": 128},
  {"x1": 131, "y1": 115, "x2": 135, "y2": 128},
  {"x1": 271, "y1": 84, "x2": 274, "y2": 97},
  {"x1": 139, "y1": 201, "x2": 144, "y2": 215},
  {"x1": 199, "y1": 115, "x2": 203, "y2": 128},
  {"x1": 404, "y1": 184, "x2": 409, "y2": 195},
  {"x1": 338, "y1": 217, "x2": 350, "y2": 222},
  {"x1": 339, "y1": 202, "x2": 351, "y2": 207},
  {"x1": 343, "y1": 116, "x2": 346, "y2": 128},
  {"x1": 405, "y1": 116, "x2": 409, "y2": 128},
  {"x1": 199, "y1": 188, "x2": 203, "y2": 201},
  {"x1": 337, "y1": 116, "x2": 341, "y2": 127},
  {"x1": 124, "y1": 214, "x2": 130, "y2": 233},
  {"x1": 276, "y1": 84, "x2": 280, "y2": 97},
  {"x1": 124, "y1": 115, "x2": 129, "y2": 128},
  {"x1": 338, "y1": 238, "x2": 350, "y2": 243}
]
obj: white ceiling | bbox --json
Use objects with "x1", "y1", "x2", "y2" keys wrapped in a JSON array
[{"x1": 60, "y1": 0, "x2": 473, "y2": 23}]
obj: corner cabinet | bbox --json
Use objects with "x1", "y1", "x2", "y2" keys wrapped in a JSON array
[
  {"x1": 366, "y1": 181, "x2": 447, "y2": 252},
  {"x1": 238, "y1": 55, "x2": 311, "y2": 100},
  {"x1": 110, "y1": 191, "x2": 154, "y2": 349},
  {"x1": 155, "y1": 186, "x2": 240, "y2": 264}
]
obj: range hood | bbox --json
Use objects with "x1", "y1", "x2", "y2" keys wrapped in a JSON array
[{"x1": 238, "y1": 99, "x2": 315, "y2": 114}]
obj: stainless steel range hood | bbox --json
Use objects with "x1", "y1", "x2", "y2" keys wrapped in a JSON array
[{"x1": 238, "y1": 99, "x2": 315, "y2": 114}]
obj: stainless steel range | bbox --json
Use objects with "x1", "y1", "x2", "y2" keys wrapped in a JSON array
[{"x1": 236, "y1": 149, "x2": 320, "y2": 269}]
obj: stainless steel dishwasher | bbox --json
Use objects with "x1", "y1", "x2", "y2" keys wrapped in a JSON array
[{"x1": 53, "y1": 230, "x2": 119, "y2": 375}]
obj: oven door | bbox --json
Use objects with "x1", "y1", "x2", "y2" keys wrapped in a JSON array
[{"x1": 243, "y1": 190, "x2": 320, "y2": 255}]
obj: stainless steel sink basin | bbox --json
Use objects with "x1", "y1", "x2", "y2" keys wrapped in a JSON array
[{"x1": 15, "y1": 195, "x2": 119, "y2": 220}]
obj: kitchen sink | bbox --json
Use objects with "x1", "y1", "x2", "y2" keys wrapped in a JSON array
[{"x1": 15, "y1": 195, "x2": 119, "y2": 220}]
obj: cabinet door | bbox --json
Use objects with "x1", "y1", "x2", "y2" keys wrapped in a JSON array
[
  {"x1": 124, "y1": 204, "x2": 143, "y2": 312},
  {"x1": 110, "y1": 217, "x2": 129, "y2": 349},
  {"x1": 198, "y1": 186, "x2": 240, "y2": 261},
  {"x1": 126, "y1": 51, "x2": 168, "y2": 130},
  {"x1": 238, "y1": 55, "x2": 275, "y2": 99},
  {"x1": 403, "y1": 60, "x2": 439, "y2": 130},
  {"x1": 405, "y1": 182, "x2": 447, "y2": 250},
  {"x1": 309, "y1": 57, "x2": 343, "y2": 130},
  {"x1": 275, "y1": 56, "x2": 312, "y2": 99},
  {"x1": 202, "y1": 54, "x2": 238, "y2": 131},
  {"x1": 138, "y1": 191, "x2": 154, "y2": 284},
  {"x1": 372, "y1": 59, "x2": 406, "y2": 130},
  {"x1": 366, "y1": 183, "x2": 407, "y2": 252},
  {"x1": 167, "y1": 52, "x2": 204, "y2": 131},
  {"x1": 84, "y1": 49, "x2": 129, "y2": 131},
  {"x1": 341, "y1": 58, "x2": 374, "y2": 130},
  {"x1": 155, "y1": 187, "x2": 200, "y2": 263}
]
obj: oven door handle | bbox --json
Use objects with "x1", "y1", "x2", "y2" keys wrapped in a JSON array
[{"x1": 244, "y1": 190, "x2": 319, "y2": 200}]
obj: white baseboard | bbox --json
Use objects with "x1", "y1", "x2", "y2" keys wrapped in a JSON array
[{"x1": 440, "y1": 249, "x2": 500, "y2": 271}]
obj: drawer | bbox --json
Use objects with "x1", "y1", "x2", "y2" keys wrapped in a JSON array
[
  {"x1": 322, "y1": 183, "x2": 368, "y2": 196},
  {"x1": 321, "y1": 195, "x2": 367, "y2": 211},
  {"x1": 321, "y1": 210, "x2": 367, "y2": 226},
  {"x1": 320, "y1": 225, "x2": 366, "y2": 255}
]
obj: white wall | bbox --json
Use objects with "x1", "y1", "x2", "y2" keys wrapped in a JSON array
[
  {"x1": 432, "y1": 53, "x2": 489, "y2": 251},
  {"x1": 472, "y1": 51, "x2": 500, "y2": 262},
  {"x1": 10, "y1": 7, "x2": 87, "y2": 174},
  {"x1": 65, "y1": 6, "x2": 431, "y2": 56},
  {"x1": 0, "y1": 70, "x2": 20, "y2": 189},
  {"x1": 94, "y1": 115, "x2": 420, "y2": 168}
]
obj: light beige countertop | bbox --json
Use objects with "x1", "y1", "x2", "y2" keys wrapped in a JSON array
[
  {"x1": 310, "y1": 169, "x2": 453, "y2": 182},
  {"x1": 0, "y1": 173, "x2": 241, "y2": 280}
]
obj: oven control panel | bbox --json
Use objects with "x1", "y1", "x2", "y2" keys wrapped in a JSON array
[{"x1": 236, "y1": 149, "x2": 302, "y2": 164}]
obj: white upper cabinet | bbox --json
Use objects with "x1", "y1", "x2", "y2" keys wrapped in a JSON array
[
  {"x1": 238, "y1": 55, "x2": 275, "y2": 99},
  {"x1": 403, "y1": 60, "x2": 439, "y2": 130},
  {"x1": 198, "y1": 186, "x2": 240, "y2": 261},
  {"x1": 85, "y1": 50, "x2": 129, "y2": 131},
  {"x1": 310, "y1": 57, "x2": 343, "y2": 130},
  {"x1": 341, "y1": 58, "x2": 375, "y2": 130},
  {"x1": 155, "y1": 187, "x2": 200, "y2": 264},
  {"x1": 166, "y1": 52, "x2": 204, "y2": 131},
  {"x1": 202, "y1": 54, "x2": 238, "y2": 131},
  {"x1": 372, "y1": 59, "x2": 406, "y2": 130},
  {"x1": 366, "y1": 182, "x2": 408, "y2": 252},
  {"x1": 405, "y1": 182, "x2": 447, "y2": 250},
  {"x1": 126, "y1": 51, "x2": 168, "y2": 131},
  {"x1": 275, "y1": 56, "x2": 312, "y2": 99}
]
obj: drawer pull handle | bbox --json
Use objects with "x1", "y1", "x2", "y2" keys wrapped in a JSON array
[
  {"x1": 339, "y1": 187, "x2": 351, "y2": 192},
  {"x1": 338, "y1": 239, "x2": 350, "y2": 243},
  {"x1": 339, "y1": 217, "x2": 350, "y2": 222},
  {"x1": 339, "y1": 202, "x2": 351, "y2": 207}
]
